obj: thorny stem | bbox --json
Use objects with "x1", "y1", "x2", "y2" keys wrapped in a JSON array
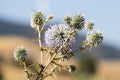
[
  {"x1": 43, "y1": 29, "x2": 75, "y2": 71},
  {"x1": 43, "y1": 59, "x2": 62, "y2": 80},
  {"x1": 79, "y1": 30, "x2": 91, "y2": 52},
  {"x1": 37, "y1": 26, "x2": 43, "y2": 64},
  {"x1": 45, "y1": 56, "x2": 52, "y2": 66},
  {"x1": 86, "y1": 30, "x2": 90, "y2": 40},
  {"x1": 37, "y1": 19, "x2": 48, "y2": 65},
  {"x1": 44, "y1": 59, "x2": 61, "y2": 78},
  {"x1": 27, "y1": 64, "x2": 39, "y2": 69},
  {"x1": 44, "y1": 29, "x2": 79, "y2": 69},
  {"x1": 23, "y1": 62, "x2": 31, "y2": 80},
  {"x1": 36, "y1": 29, "x2": 75, "y2": 80},
  {"x1": 45, "y1": 49, "x2": 57, "y2": 66},
  {"x1": 36, "y1": 19, "x2": 50, "y2": 80}
]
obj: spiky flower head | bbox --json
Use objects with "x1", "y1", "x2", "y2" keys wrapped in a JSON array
[
  {"x1": 30, "y1": 10, "x2": 45, "y2": 28},
  {"x1": 86, "y1": 31, "x2": 103, "y2": 47},
  {"x1": 85, "y1": 21, "x2": 94, "y2": 31},
  {"x1": 71, "y1": 14, "x2": 85, "y2": 29},
  {"x1": 64, "y1": 15, "x2": 72, "y2": 24},
  {"x1": 45, "y1": 24, "x2": 75, "y2": 49},
  {"x1": 13, "y1": 46, "x2": 28, "y2": 62}
]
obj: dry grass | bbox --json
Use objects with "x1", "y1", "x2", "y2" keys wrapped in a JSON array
[{"x1": 96, "y1": 60, "x2": 120, "y2": 80}]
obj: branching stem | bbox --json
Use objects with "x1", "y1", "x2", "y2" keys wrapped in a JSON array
[
  {"x1": 37, "y1": 26, "x2": 43, "y2": 64},
  {"x1": 43, "y1": 29, "x2": 75, "y2": 71},
  {"x1": 37, "y1": 19, "x2": 48, "y2": 65},
  {"x1": 23, "y1": 62, "x2": 31, "y2": 80}
]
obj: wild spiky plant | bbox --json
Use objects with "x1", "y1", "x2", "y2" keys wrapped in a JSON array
[{"x1": 13, "y1": 10, "x2": 103, "y2": 80}]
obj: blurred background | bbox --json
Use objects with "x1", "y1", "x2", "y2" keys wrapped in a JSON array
[{"x1": 0, "y1": 0, "x2": 120, "y2": 80}]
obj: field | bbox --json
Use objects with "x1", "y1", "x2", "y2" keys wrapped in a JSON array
[{"x1": 0, "y1": 36, "x2": 120, "y2": 80}]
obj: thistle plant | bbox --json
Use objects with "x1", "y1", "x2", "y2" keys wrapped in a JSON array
[{"x1": 13, "y1": 10, "x2": 103, "y2": 80}]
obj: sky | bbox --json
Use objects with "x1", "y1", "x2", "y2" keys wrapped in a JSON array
[{"x1": 0, "y1": 0, "x2": 120, "y2": 48}]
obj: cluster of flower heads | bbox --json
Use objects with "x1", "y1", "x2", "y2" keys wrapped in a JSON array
[
  {"x1": 13, "y1": 10, "x2": 103, "y2": 62},
  {"x1": 13, "y1": 10, "x2": 103, "y2": 80},
  {"x1": 64, "y1": 14, "x2": 103, "y2": 48},
  {"x1": 64, "y1": 14, "x2": 85, "y2": 30}
]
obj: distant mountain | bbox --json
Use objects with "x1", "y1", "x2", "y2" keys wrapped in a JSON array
[
  {"x1": 96, "y1": 44, "x2": 120, "y2": 59},
  {"x1": 0, "y1": 19, "x2": 35, "y2": 38},
  {"x1": 0, "y1": 19, "x2": 120, "y2": 59}
]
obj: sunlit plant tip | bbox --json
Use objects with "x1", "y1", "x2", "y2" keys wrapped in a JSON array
[
  {"x1": 71, "y1": 14, "x2": 85, "y2": 30},
  {"x1": 31, "y1": 10, "x2": 45, "y2": 28},
  {"x1": 85, "y1": 21, "x2": 94, "y2": 31},
  {"x1": 86, "y1": 31, "x2": 103, "y2": 47}
]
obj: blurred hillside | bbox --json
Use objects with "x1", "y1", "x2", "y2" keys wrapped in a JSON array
[{"x1": 0, "y1": 19, "x2": 35, "y2": 38}]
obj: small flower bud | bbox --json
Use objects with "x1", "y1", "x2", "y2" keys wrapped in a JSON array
[
  {"x1": 13, "y1": 46, "x2": 28, "y2": 62},
  {"x1": 68, "y1": 65, "x2": 76, "y2": 72},
  {"x1": 86, "y1": 31, "x2": 103, "y2": 47},
  {"x1": 71, "y1": 14, "x2": 85, "y2": 30},
  {"x1": 64, "y1": 15, "x2": 72, "y2": 24},
  {"x1": 30, "y1": 11, "x2": 45, "y2": 28},
  {"x1": 48, "y1": 15, "x2": 53, "y2": 20},
  {"x1": 85, "y1": 21, "x2": 94, "y2": 31}
]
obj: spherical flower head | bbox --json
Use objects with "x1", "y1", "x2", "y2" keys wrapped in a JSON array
[
  {"x1": 45, "y1": 24, "x2": 75, "y2": 50},
  {"x1": 85, "y1": 21, "x2": 94, "y2": 31},
  {"x1": 86, "y1": 31, "x2": 103, "y2": 47},
  {"x1": 13, "y1": 46, "x2": 28, "y2": 62},
  {"x1": 30, "y1": 11, "x2": 45, "y2": 28},
  {"x1": 71, "y1": 14, "x2": 85, "y2": 29}
]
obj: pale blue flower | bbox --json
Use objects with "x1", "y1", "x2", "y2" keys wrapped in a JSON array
[{"x1": 45, "y1": 24, "x2": 75, "y2": 49}]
